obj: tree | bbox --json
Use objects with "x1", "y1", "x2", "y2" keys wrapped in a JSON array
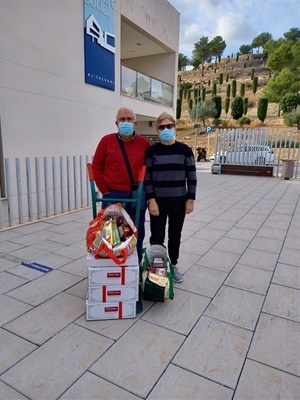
[
  {"x1": 210, "y1": 35, "x2": 226, "y2": 63},
  {"x1": 284, "y1": 108, "x2": 300, "y2": 129},
  {"x1": 189, "y1": 100, "x2": 217, "y2": 127},
  {"x1": 232, "y1": 80, "x2": 237, "y2": 98},
  {"x1": 267, "y1": 42, "x2": 294, "y2": 73},
  {"x1": 263, "y1": 68, "x2": 300, "y2": 114},
  {"x1": 212, "y1": 96, "x2": 222, "y2": 118},
  {"x1": 280, "y1": 94, "x2": 299, "y2": 114},
  {"x1": 239, "y1": 44, "x2": 252, "y2": 55},
  {"x1": 225, "y1": 97, "x2": 230, "y2": 117},
  {"x1": 283, "y1": 27, "x2": 300, "y2": 42},
  {"x1": 243, "y1": 98, "x2": 249, "y2": 115},
  {"x1": 252, "y1": 76, "x2": 258, "y2": 95},
  {"x1": 178, "y1": 53, "x2": 190, "y2": 71},
  {"x1": 251, "y1": 32, "x2": 273, "y2": 54},
  {"x1": 240, "y1": 83, "x2": 245, "y2": 97},
  {"x1": 257, "y1": 98, "x2": 268, "y2": 122},
  {"x1": 176, "y1": 98, "x2": 182, "y2": 119},
  {"x1": 191, "y1": 36, "x2": 211, "y2": 73},
  {"x1": 231, "y1": 96, "x2": 244, "y2": 120}
]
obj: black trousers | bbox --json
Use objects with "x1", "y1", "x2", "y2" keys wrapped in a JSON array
[{"x1": 149, "y1": 203, "x2": 186, "y2": 266}]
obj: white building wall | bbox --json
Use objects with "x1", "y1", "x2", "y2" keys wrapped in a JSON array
[{"x1": 0, "y1": 0, "x2": 179, "y2": 159}]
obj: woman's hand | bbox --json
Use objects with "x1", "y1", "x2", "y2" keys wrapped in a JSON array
[
  {"x1": 148, "y1": 198, "x2": 160, "y2": 216},
  {"x1": 185, "y1": 200, "x2": 194, "y2": 215}
]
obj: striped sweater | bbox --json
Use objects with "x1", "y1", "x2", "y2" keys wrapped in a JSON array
[{"x1": 145, "y1": 141, "x2": 197, "y2": 209}]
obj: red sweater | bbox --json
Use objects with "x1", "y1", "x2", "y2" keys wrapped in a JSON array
[{"x1": 92, "y1": 133, "x2": 150, "y2": 193}]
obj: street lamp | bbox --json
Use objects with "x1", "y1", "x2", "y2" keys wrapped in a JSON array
[{"x1": 194, "y1": 86, "x2": 200, "y2": 156}]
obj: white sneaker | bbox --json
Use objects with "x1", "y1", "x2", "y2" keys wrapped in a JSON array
[{"x1": 173, "y1": 265, "x2": 184, "y2": 283}]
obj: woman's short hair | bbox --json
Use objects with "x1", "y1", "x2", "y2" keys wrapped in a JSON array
[{"x1": 156, "y1": 112, "x2": 175, "y2": 131}]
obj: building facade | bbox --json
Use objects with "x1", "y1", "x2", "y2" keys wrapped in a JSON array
[{"x1": 0, "y1": 0, "x2": 179, "y2": 226}]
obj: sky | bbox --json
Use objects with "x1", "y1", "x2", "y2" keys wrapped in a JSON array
[{"x1": 168, "y1": 0, "x2": 300, "y2": 62}]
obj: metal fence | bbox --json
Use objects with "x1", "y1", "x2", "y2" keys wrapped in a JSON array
[
  {"x1": 0, "y1": 155, "x2": 92, "y2": 230},
  {"x1": 212, "y1": 128, "x2": 299, "y2": 178}
]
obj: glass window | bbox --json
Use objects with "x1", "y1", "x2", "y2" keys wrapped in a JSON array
[
  {"x1": 162, "y1": 83, "x2": 173, "y2": 107},
  {"x1": 121, "y1": 66, "x2": 137, "y2": 97},
  {"x1": 151, "y1": 79, "x2": 163, "y2": 104},
  {"x1": 137, "y1": 73, "x2": 151, "y2": 100}
]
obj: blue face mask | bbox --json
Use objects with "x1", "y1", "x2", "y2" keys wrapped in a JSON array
[
  {"x1": 118, "y1": 122, "x2": 134, "y2": 135},
  {"x1": 159, "y1": 128, "x2": 175, "y2": 142}
]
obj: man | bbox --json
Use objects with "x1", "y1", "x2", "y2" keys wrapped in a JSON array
[{"x1": 92, "y1": 107, "x2": 150, "y2": 260}]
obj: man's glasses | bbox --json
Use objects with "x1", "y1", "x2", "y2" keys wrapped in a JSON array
[
  {"x1": 117, "y1": 117, "x2": 135, "y2": 123},
  {"x1": 158, "y1": 123, "x2": 175, "y2": 131}
]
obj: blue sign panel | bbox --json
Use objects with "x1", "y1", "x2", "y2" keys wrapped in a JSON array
[
  {"x1": 83, "y1": 0, "x2": 115, "y2": 91},
  {"x1": 205, "y1": 126, "x2": 213, "y2": 134}
]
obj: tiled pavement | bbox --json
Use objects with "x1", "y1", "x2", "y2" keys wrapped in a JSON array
[{"x1": 0, "y1": 163, "x2": 299, "y2": 400}]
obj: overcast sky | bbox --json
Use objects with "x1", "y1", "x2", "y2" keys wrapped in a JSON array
[{"x1": 168, "y1": 0, "x2": 300, "y2": 60}]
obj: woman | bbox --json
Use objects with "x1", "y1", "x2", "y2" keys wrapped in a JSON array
[{"x1": 145, "y1": 112, "x2": 197, "y2": 282}]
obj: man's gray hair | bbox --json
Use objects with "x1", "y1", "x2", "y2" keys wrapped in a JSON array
[{"x1": 116, "y1": 107, "x2": 136, "y2": 120}]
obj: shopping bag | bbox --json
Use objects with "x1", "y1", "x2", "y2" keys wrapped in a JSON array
[
  {"x1": 140, "y1": 244, "x2": 174, "y2": 302},
  {"x1": 86, "y1": 203, "x2": 138, "y2": 265}
]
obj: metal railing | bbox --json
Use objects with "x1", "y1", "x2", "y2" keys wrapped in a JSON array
[
  {"x1": 0, "y1": 155, "x2": 92, "y2": 229},
  {"x1": 212, "y1": 128, "x2": 299, "y2": 178}
]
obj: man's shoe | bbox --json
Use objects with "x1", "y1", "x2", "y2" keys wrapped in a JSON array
[{"x1": 173, "y1": 265, "x2": 184, "y2": 283}]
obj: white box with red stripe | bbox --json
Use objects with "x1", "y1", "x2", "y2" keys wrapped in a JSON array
[
  {"x1": 87, "y1": 284, "x2": 139, "y2": 303},
  {"x1": 86, "y1": 301, "x2": 136, "y2": 320}
]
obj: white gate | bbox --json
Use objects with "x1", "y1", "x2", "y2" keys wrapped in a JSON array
[{"x1": 212, "y1": 128, "x2": 299, "y2": 178}]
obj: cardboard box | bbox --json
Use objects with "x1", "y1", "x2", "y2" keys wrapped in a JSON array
[
  {"x1": 87, "y1": 284, "x2": 139, "y2": 303},
  {"x1": 86, "y1": 250, "x2": 138, "y2": 268},
  {"x1": 86, "y1": 301, "x2": 136, "y2": 320},
  {"x1": 88, "y1": 265, "x2": 139, "y2": 286}
]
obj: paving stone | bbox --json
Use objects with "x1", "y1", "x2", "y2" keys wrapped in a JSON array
[
  {"x1": 176, "y1": 251, "x2": 201, "y2": 274},
  {"x1": 249, "y1": 236, "x2": 283, "y2": 253},
  {"x1": 0, "y1": 272, "x2": 28, "y2": 295},
  {"x1": 238, "y1": 248, "x2": 278, "y2": 271},
  {"x1": 1, "y1": 324, "x2": 113, "y2": 400},
  {"x1": 173, "y1": 315, "x2": 252, "y2": 389},
  {"x1": 58, "y1": 255, "x2": 87, "y2": 277},
  {"x1": 248, "y1": 313, "x2": 300, "y2": 376},
  {"x1": 6, "y1": 263, "x2": 47, "y2": 281},
  {"x1": 31, "y1": 239, "x2": 66, "y2": 251},
  {"x1": 0, "y1": 295, "x2": 32, "y2": 326},
  {"x1": 263, "y1": 283, "x2": 300, "y2": 322},
  {"x1": 9, "y1": 230, "x2": 59, "y2": 246},
  {"x1": 279, "y1": 247, "x2": 300, "y2": 267},
  {"x1": 225, "y1": 263, "x2": 272, "y2": 295},
  {"x1": 180, "y1": 237, "x2": 216, "y2": 256},
  {"x1": 7, "y1": 246, "x2": 49, "y2": 261},
  {"x1": 0, "y1": 240, "x2": 24, "y2": 253},
  {"x1": 49, "y1": 229, "x2": 85, "y2": 245},
  {"x1": 235, "y1": 218, "x2": 264, "y2": 230},
  {"x1": 65, "y1": 278, "x2": 87, "y2": 299},
  {"x1": 197, "y1": 249, "x2": 240, "y2": 273},
  {"x1": 4, "y1": 292, "x2": 85, "y2": 345},
  {"x1": 142, "y1": 289, "x2": 210, "y2": 335},
  {"x1": 0, "y1": 230, "x2": 23, "y2": 242},
  {"x1": 0, "y1": 381, "x2": 29, "y2": 400},
  {"x1": 205, "y1": 219, "x2": 237, "y2": 231},
  {"x1": 225, "y1": 227, "x2": 256, "y2": 241},
  {"x1": 0, "y1": 328, "x2": 37, "y2": 374},
  {"x1": 205, "y1": 285, "x2": 264, "y2": 330},
  {"x1": 272, "y1": 263, "x2": 300, "y2": 289},
  {"x1": 262, "y1": 218, "x2": 291, "y2": 230},
  {"x1": 180, "y1": 264, "x2": 228, "y2": 298},
  {"x1": 234, "y1": 359, "x2": 300, "y2": 400},
  {"x1": 60, "y1": 371, "x2": 140, "y2": 400},
  {"x1": 89, "y1": 319, "x2": 185, "y2": 398},
  {"x1": 53, "y1": 241, "x2": 87, "y2": 259},
  {"x1": 212, "y1": 237, "x2": 249, "y2": 255},
  {"x1": 148, "y1": 364, "x2": 233, "y2": 400},
  {"x1": 257, "y1": 226, "x2": 287, "y2": 240},
  {"x1": 7, "y1": 270, "x2": 82, "y2": 306},
  {"x1": 29, "y1": 252, "x2": 73, "y2": 269},
  {"x1": 193, "y1": 227, "x2": 226, "y2": 242},
  {"x1": 284, "y1": 236, "x2": 300, "y2": 250}
]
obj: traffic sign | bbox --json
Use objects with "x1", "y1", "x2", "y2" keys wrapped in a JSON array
[{"x1": 205, "y1": 126, "x2": 213, "y2": 134}]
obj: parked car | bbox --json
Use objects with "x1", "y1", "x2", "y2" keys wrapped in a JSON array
[{"x1": 210, "y1": 145, "x2": 274, "y2": 165}]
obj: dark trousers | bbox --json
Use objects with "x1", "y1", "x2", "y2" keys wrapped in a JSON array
[
  {"x1": 149, "y1": 204, "x2": 186, "y2": 266},
  {"x1": 102, "y1": 191, "x2": 145, "y2": 261}
]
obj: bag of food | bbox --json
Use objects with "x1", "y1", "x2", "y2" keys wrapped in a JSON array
[
  {"x1": 86, "y1": 203, "x2": 138, "y2": 265},
  {"x1": 140, "y1": 244, "x2": 174, "y2": 302}
]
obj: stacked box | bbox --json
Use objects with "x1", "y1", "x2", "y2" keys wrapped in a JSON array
[{"x1": 86, "y1": 250, "x2": 139, "y2": 320}]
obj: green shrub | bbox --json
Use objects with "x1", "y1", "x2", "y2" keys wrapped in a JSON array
[{"x1": 237, "y1": 116, "x2": 251, "y2": 126}]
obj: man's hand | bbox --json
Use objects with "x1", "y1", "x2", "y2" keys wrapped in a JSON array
[{"x1": 148, "y1": 198, "x2": 160, "y2": 216}]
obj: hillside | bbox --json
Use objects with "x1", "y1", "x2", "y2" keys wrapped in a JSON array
[{"x1": 175, "y1": 55, "x2": 286, "y2": 155}]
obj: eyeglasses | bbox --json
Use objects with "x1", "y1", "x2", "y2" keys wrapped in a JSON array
[
  {"x1": 117, "y1": 117, "x2": 135, "y2": 123},
  {"x1": 158, "y1": 123, "x2": 175, "y2": 131}
]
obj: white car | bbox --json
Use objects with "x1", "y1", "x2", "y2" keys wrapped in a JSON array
[{"x1": 210, "y1": 145, "x2": 274, "y2": 165}]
